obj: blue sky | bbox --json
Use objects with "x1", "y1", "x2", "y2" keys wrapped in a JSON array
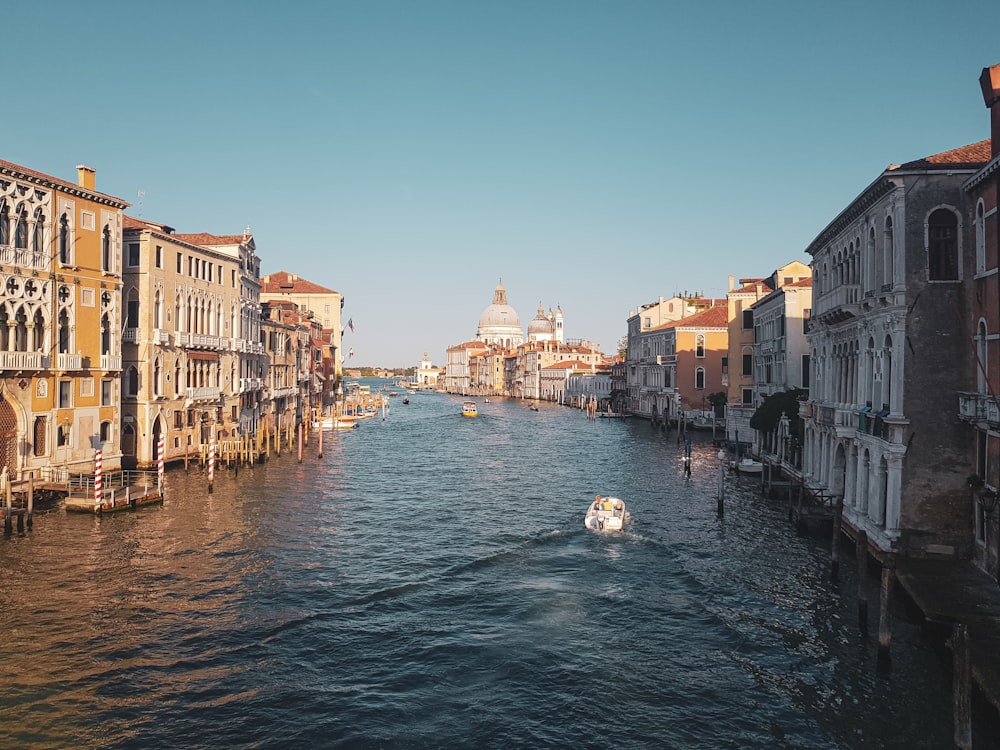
[{"x1": 6, "y1": 1, "x2": 1000, "y2": 366}]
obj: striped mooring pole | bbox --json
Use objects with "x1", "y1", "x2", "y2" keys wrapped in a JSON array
[
  {"x1": 208, "y1": 439, "x2": 215, "y2": 494},
  {"x1": 94, "y1": 449, "x2": 103, "y2": 510},
  {"x1": 157, "y1": 435, "x2": 165, "y2": 495}
]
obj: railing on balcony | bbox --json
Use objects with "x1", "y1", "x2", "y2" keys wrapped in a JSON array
[
  {"x1": 959, "y1": 392, "x2": 1000, "y2": 426},
  {"x1": 0, "y1": 351, "x2": 46, "y2": 371},
  {"x1": 187, "y1": 386, "x2": 221, "y2": 402},
  {"x1": 815, "y1": 283, "x2": 861, "y2": 315},
  {"x1": 122, "y1": 328, "x2": 139, "y2": 344},
  {"x1": 189, "y1": 333, "x2": 221, "y2": 349},
  {"x1": 154, "y1": 329, "x2": 171, "y2": 345},
  {"x1": 100, "y1": 353, "x2": 122, "y2": 371},
  {"x1": 57, "y1": 353, "x2": 82, "y2": 370},
  {"x1": 0, "y1": 244, "x2": 49, "y2": 272},
  {"x1": 174, "y1": 331, "x2": 189, "y2": 347}
]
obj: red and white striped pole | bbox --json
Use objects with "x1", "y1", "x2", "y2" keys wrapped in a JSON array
[
  {"x1": 207, "y1": 438, "x2": 215, "y2": 493},
  {"x1": 157, "y1": 435, "x2": 165, "y2": 495},
  {"x1": 94, "y1": 449, "x2": 103, "y2": 510}
]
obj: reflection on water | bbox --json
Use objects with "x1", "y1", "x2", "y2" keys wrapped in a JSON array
[{"x1": 0, "y1": 388, "x2": 991, "y2": 749}]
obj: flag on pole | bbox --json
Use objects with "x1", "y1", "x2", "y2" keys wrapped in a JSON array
[{"x1": 348, "y1": 318, "x2": 355, "y2": 333}]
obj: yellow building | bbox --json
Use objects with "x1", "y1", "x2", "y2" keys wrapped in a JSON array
[
  {"x1": 260, "y1": 271, "x2": 343, "y2": 375},
  {"x1": 121, "y1": 218, "x2": 262, "y2": 468},
  {"x1": 0, "y1": 161, "x2": 128, "y2": 479}
]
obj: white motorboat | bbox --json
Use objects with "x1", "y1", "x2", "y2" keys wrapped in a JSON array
[
  {"x1": 585, "y1": 495, "x2": 629, "y2": 533},
  {"x1": 733, "y1": 457, "x2": 763, "y2": 474}
]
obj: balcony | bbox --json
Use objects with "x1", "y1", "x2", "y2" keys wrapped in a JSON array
[
  {"x1": 187, "y1": 386, "x2": 221, "y2": 403},
  {"x1": 0, "y1": 351, "x2": 47, "y2": 371},
  {"x1": 154, "y1": 329, "x2": 171, "y2": 345},
  {"x1": 57, "y1": 353, "x2": 82, "y2": 370},
  {"x1": 174, "y1": 331, "x2": 190, "y2": 347},
  {"x1": 122, "y1": 328, "x2": 139, "y2": 344},
  {"x1": 813, "y1": 283, "x2": 862, "y2": 325},
  {"x1": 100, "y1": 354, "x2": 122, "y2": 371},
  {"x1": 959, "y1": 392, "x2": 1000, "y2": 427},
  {"x1": 189, "y1": 333, "x2": 221, "y2": 349},
  {"x1": 0, "y1": 244, "x2": 48, "y2": 272}
]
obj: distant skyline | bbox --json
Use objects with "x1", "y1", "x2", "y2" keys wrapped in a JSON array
[{"x1": 5, "y1": 1, "x2": 1000, "y2": 366}]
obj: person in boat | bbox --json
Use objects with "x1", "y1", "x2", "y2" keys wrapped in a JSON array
[
  {"x1": 594, "y1": 494, "x2": 603, "y2": 511},
  {"x1": 601, "y1": 496, "x2": 613, "y2": 511}
]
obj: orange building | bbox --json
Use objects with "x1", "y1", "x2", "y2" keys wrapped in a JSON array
[{"x1": 0, "y1": 161, "x2": 128, "y2": 478}]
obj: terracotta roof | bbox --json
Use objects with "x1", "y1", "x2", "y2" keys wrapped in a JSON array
[
  {"x1": 656, "y1": 305, "x2": 729, "y2": 330},
  {"x1": 123, "y1": 215, "x2": 176, "y2": 233},
  {"x1": 173, "y1": 232, "x2": 247, "y2": 246},
  {"x1": 544, "y1": 360, "x2": 591, "y2": 370},
  {"x1": 731, "y1": 280, "x2": 774, "y2": 295},
  {"x1": 891, "y1": 139, "x2": 991, "y2": 171},
  {"x1": 787, "y1": 277, "x2": 813, "y2": 288},
  {"x1": 260, "y1": 270, "x2": 338, "y2": 295}
]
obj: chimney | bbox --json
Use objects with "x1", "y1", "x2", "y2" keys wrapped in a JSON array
[
  {"x1": 728, "y1": 275, "x2": 735, "y2": 291},
  {"x1": 981, "y1": 63, "x2": 1000, "y2": 158},
  {"x1": 76, "y1": 164, "x2": 95, "y2": 191}
]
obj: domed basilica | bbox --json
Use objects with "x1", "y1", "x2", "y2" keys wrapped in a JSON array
[{"x1": 476, "y1": 280, "x2": 563, "y2": 349}]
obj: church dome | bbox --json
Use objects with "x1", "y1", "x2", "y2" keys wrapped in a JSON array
[
  {"x1": 528, "y1": 303, "x2": 554, "y2": 336},
  {"x1": 477, "y1": 280, "x2": 523, "y2": 349}
]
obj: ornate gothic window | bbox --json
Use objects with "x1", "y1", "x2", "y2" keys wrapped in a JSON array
[
  {"x1": 59, "y1": 214, "x2": 70, "y2": 264},
  {"x1": 928, "y1": 208, "x2": 959, "y2": 281}
]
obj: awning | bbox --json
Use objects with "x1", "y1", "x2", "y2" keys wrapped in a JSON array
[{"x1": 186, "y1": 351, "x2": 219, "y2": 362}]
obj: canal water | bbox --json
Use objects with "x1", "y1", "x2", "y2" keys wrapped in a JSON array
[{"x1": 0, "y1": 384, "x2": 991, "y2": 749}]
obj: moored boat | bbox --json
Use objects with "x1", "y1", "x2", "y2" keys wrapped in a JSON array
[
  {"x1": 462, "y1": 401, "x2": 478, "y2": 417},
  {"x1": 733, "y1": 457, "x2": 763, "y2": 474},
  {"x1": 584, "y1": 495, "x2": 629, "y2": 532}
]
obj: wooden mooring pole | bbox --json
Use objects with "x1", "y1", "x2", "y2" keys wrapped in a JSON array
[
  {"x1": 877, "y1": 553, "x2": 895, "y2": 669},
  {"x1": 3, "y1": 481, "x2": 11, "y2": 535},
  {"x1": 856, "y1": 530, "x2": 869, "y2": 631},
  {"x1": 830, "y1": 495, "x2": 843, "y2": 582},
  {"x1": 27, "y1": 476, "x2": 33, "y2": 530},
  {"x1": 952, "y1": 622, "x2": 972, "y2": 750}
]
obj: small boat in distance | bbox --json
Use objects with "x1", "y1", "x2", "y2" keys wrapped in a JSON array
[
  {"x1": 585, "y1": 495, "x2": 628, "y2": 533},
  {"x1": 462, "y1": 401, "x2": 478, "y2": 417},
  {"x1": 529, "y1": 402, "x2": 539, "y2": 411},
  {"x1": 402, "y1": 396, "x2": 410, "y2": 405},
  {"x1": 733, "y1": 457, "x2": 763, "y2": 474}
]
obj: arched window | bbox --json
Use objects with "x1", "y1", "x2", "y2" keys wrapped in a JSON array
[
  {"x1": 15, "y1": 210, "x2": 28, "y2": 249},
  {"x1": 695, "y1": 366, "x2": 705, "y2": 390},
  {"x1": 976, "y1": 200, "x2": 986, "y2": 274},
  {"x1": 126, "y1": 288, "x2": 139, "y2": 328},
  {"x1": 153, "y1": 289, "x2": 163, "y2": 330},
  {"x1": 58, "y1": 214, "x2": 70, "y2": 264},
  {"x1": 32, "y1": 208, "x2": 45, "y2": 253},
  {"x1": 153, "y1": 357, "x2": 162, "y2": 397},
  {"x1": 32, "y1": 308, "x2": 45, "y2": 351},
  {"x1": 101, "y1": 313, "x2": 112, "y2": 355},
  {"x1": 695, "y1": 334, "x2": 705, "y2": 358},
  {"x1": 978, "y1": 320, "x2": 988, "y2": 394},
  {"x1": 14, "y1": 306, "x2": 28, "y2": 351},
  {"x1": 867, "y1": 227, "x2": 877, "y2": 293},
  {"x1": 0, "y1": 202, "x2": 9, "y2": 246},
  {"x1": 175, "y1": 359, "x2": 182, "y2": 396},
  {"x1": 883, "y1": 216, "x2": 895, "y2": 289},
  {"x1": 928, "y1": 208, "x2": 959, "y2": 281},
  {"x1": 126, "y1": 366, "x2": 139, "y2": 397},
  {"x1": 883, "y1": 335, "x2": 893, "y2": 411},
  {"x1": 58, "y1": 308, "x2": 71, "y2": 353},
  {"x1": 100, "y1": 421, "x2": 112, "y2": 443},
  {"x1": 102, "y1": 225, "x2": 112, "y2": 272}
]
